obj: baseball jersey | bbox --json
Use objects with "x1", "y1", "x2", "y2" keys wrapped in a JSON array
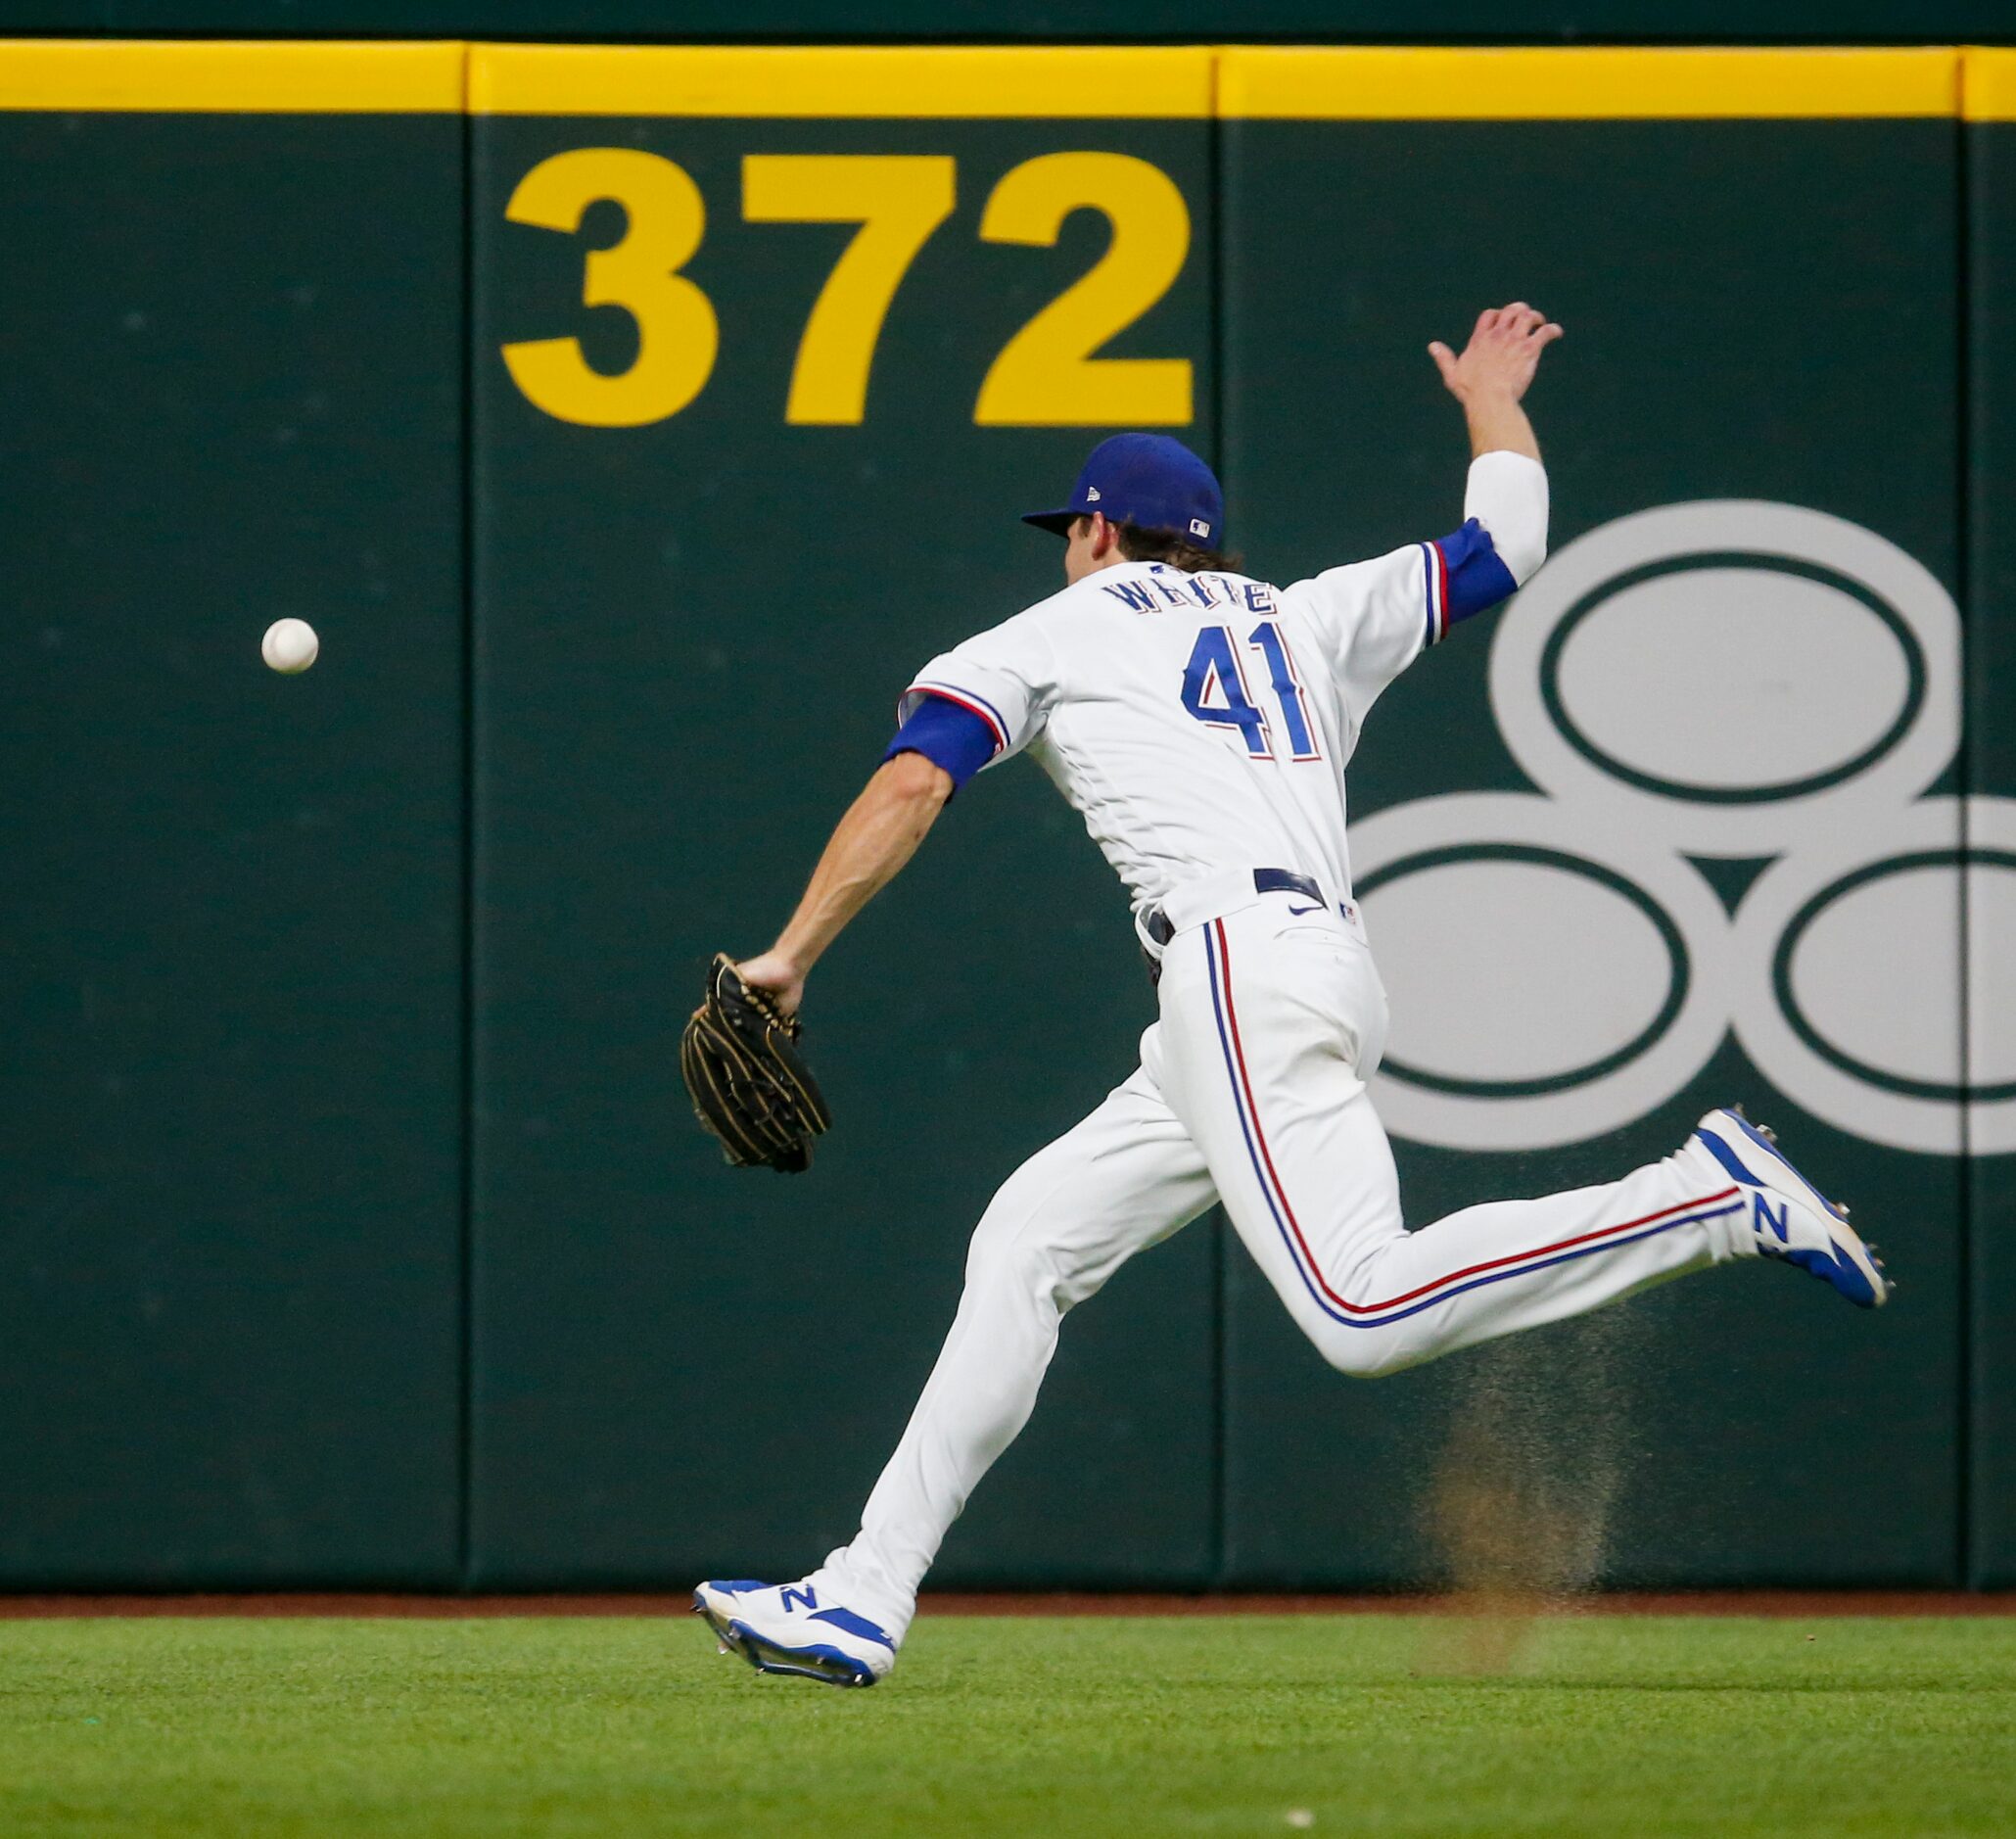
[{"x1": 895, "y1": 518, "x2": 1519, "y2": 924}]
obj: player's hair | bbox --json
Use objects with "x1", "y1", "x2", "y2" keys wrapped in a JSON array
[{"x1": 1111, "y1": 521, "x2": 1243, "y2": 575}]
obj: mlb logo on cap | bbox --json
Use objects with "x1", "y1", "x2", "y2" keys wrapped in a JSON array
[{"x1": 1023, "y1": 433, "x2": 1225, "y2": 546}]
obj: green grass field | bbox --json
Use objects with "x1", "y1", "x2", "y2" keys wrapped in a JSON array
[{"x1": 2, "y1": 1614, "x2": 2014, "y2": 1837}]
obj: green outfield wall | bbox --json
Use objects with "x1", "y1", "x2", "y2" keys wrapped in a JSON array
[
  {"x1": 0, "y1": 42, "x2": 468, "y2": 1585},
  {"x1": 2, "y1": 39, "x2": 2012, "y2": 1590}
]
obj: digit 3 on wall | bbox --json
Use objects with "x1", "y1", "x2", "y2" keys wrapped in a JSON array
[{"x1": 1352, "y1": 499, "x2": 2015, "y2": 1155}]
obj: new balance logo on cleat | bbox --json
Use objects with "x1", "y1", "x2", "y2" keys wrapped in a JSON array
[
  {"x1": 693, "y1": 1579, "x2": 897, "y2": 1688},
  {"x1": 1691, "y1": 1108, "x2": 1890, "y2": 1309}
]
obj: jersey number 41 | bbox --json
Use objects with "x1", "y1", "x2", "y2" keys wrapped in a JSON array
[{"x1": 1180, "y1": 623, "x2": 1322, "y2": 763}]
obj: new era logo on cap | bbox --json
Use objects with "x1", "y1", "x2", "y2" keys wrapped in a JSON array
[{"x1": 1021, "y1": 433, "x2": 1225, "y2": 547}]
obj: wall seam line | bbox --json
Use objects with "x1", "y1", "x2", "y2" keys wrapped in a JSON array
[
  {"x1": 455, "y1": 36, "x2": 478, "y2": 1593},
  {"x1": 1956, "y1": 87, "x2": 1976, "y2": 1590}
]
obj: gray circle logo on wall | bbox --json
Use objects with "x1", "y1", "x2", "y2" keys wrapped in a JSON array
[{"x1": 1354, "y1": 500, "x2": 2013, "y2": 1155}]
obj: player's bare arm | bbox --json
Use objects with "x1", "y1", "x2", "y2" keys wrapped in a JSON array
[
  {"x1": 1429, "y1": 302, "x2": 1563, "y2": 461},
  {"x1": 736, "y1": 749, "x2": 953, "y2": 1015}
]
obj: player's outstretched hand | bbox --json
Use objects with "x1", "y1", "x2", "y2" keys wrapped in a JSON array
[
  {"x1": 1429, "y1": 304, "x2": 1563, "y2": 405},
  {"x1": 734, "y1": 950, "x2": 806, "y2": 1017}
]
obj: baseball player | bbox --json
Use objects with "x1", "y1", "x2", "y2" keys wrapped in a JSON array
[{"x1": 692, "y1": 305, "x2": 1889, "y2": 1687}]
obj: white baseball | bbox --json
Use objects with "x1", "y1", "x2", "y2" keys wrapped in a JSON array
[{"x1": 261, "y1": 618, "x2": 319, "y2": 674}]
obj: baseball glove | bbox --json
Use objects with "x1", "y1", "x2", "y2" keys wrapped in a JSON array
[{"x1": 680, "y1": 953, "x2": 832, "y2": 1173}]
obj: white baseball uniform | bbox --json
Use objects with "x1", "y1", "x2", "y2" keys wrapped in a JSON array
[{"x1": 809, "y1": 453, "x2": 1754, "y2": 1640}]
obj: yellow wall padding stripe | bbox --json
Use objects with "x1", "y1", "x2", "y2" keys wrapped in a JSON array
[
  {"x1": 0, "y1": 40, "x2": 1998, "y2": 122},
  {"x1": 1218, "y1": 47, "x2": 1960, "y2": 120},
  {"x1": 0, "y1": 39, "x2": 466, "y2": 112},
  {"x1": 1964, "y1": 48, "x2": 2016, "y2": 122},
  {"x1": 469, "y1": 44, "x2": 1214, "y2": 118}
]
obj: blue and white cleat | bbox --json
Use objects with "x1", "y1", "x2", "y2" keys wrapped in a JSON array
[
  {"x1": 692, "y1": 1578, "x2": 896, "y2": 1687},
  {"x1": 1692, "y1": 1108, "x2": 1890, "y2": 1308}
]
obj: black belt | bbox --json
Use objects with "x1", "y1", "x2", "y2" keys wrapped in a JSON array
[{"x1": 1142, "y1": 869, "x2": 1326, "y2": 948}]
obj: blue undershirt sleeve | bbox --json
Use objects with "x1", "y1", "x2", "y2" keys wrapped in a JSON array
[
  {"x1": 1433, "y1": 517, "x2": 1521, "y2": 632},
  {"x1": 881, "y1": 691, "x2": 1001, "y2": 791}
]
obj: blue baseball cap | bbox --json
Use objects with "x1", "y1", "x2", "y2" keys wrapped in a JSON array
[{"x1": 1022, "y1": 433, "x2": 1225, "y2": 547}]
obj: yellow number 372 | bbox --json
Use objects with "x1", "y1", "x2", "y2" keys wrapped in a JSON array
[{"x1": 499, "y1": 148, "x2": 1194, "y2": 430}]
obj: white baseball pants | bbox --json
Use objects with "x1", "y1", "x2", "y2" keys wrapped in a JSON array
[{"x1": 814, "y1": 892, "x2": 1753, "y2": 1640}]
